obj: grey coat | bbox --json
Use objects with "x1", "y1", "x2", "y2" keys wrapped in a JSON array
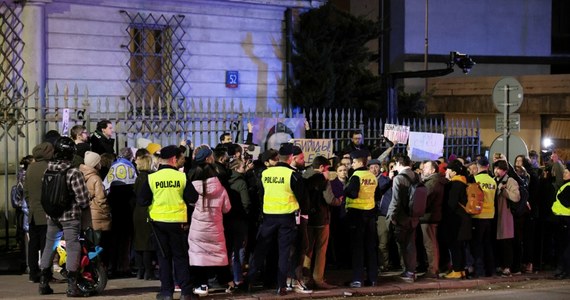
[{"x1": 387, "y1": 167, "x2": 418, "y2": 228}]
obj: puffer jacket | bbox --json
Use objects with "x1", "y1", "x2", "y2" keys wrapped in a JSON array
[
  {"x1": 80, "y1": 164, "x2": 111, "y2": 231},
  {"x1": 188, "y1": 176, "x2": 231, "y2": 266}
]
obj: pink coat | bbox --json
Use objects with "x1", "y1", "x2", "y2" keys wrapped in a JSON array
[{"x1": 188, "y1": 177, "x2": 231, "y2": 266}]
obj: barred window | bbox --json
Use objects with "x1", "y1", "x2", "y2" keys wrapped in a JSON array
[{"x1": 122, "y1": 12, "x2": 186, "y2": 115}]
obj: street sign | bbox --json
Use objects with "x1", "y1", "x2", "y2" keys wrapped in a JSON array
[
  {"x1": 489, "y1": 134, "x2": 528, "y2": 165},
  {"x1": 495, "y1": 113, "x2": 520, "y2": 132},
  {"x1": 492, "y1": 77, "x2": 524, "y2": 114}
]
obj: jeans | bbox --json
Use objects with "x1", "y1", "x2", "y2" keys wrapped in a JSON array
[
  {"x1": 394, "y1": 224, "x2": 417, "y2": 273},
  {"x1": 40, "y1": 219, "x2": 81, "y2": 272},
  {"x1": 377, "y1": 216, "x2": 390, "y2": 269}
]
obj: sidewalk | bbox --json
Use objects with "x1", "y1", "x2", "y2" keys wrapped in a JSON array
[{"x1": 0, "y1": 269, "x2": 559, "y2": 300}]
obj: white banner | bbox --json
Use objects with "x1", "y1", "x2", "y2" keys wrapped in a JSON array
[{"x1": 408, "y1": 131, "x2": 444, "y2": 161}]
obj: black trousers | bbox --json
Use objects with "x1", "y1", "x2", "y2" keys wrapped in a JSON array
[
  {"x1": 471, "y1": 218, "x2": 495, "y2": 276},
  {"x1": 347, "y1": 208, "x2": 378, "y2": 282},
  {"x1": 27, "y1": 219, "x2": 47, "y2": 275},
  {"x1": 248, "y1": 214, "x2": 296, "y2": 289},
  {"x1": 152, "y1": 222, "x2": 192, "y2": 296}
]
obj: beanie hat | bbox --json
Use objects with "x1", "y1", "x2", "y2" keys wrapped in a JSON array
[
  {"x1": 84, "y1": 151, "x2": 101, "y2": 168},
  {"x1": 292, "y1": 145, "x2": 303, "y2": 156},
  {"x1": 279, "y1": 143, "x2": 294, "y2": 156},
  {"x1": 194, "y1": 147, "x2": 213, "y2": 163},
  {"x1": 146, "y1": 143, "x2": 162, "y2": 155}
]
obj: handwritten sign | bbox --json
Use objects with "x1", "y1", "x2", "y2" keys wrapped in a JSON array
[
  {"x1": 251, "y1": 117, "x2": 305, "y2": 151},
  {"x1": 383, "y1": 123, "x2": 410, "y2": 144},
  {"x1": 408, "y1": 131, "x2": 444, "y2": 161},
  {"x1": 291, "y1": 139, "x2": 333, "y2": 166}
]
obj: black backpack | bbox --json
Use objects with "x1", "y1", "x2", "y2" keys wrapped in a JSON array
[
  {"x1": 508, "y1": 181, "x2": 530, "y2": 217},
  {"x1": 41, "y1": 166, "x2": 74, "y2": 218}
]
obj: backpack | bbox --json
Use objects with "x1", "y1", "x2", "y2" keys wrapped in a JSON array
[
  {"x1": 461, "y1": 182, "x2": 484, "y2": 215},
  {"x1": 41, "y1": 166, "x2": 74, "y2": 218},
  {"x1": 399, "y1": 173, "x2": 428, "y2": 218},
  {"x1": 508, "y1": 180, "x2": 530, "y2": 217}
]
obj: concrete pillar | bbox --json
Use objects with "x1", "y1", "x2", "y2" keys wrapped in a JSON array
[{"x1": 21, "y1": 0, "x2": 51, "y2": 144}]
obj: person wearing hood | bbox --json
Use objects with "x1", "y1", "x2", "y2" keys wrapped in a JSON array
[
  {"x1": 186, "y1": 145, "x2": 233, "y2": 296},
  {"x1": 23, "y1": 142, "x2": 54, "y2": 283},
  {"x1": 419, "y1": 160, "x2": 446, "y2": 279},
  {"x1": 226, "y1": 158, "x2": 251, "y2": 288},
  {"x1": 442, "y1": 160, "x2": 472, "y2": 279},
  {"x1": 302, "y1": 156, "x2": 342, "y2": 289}
]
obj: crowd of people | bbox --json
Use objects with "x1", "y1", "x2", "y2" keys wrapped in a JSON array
[{"x1": 10, "y1": 122, "x2": 570, "y2": 299}]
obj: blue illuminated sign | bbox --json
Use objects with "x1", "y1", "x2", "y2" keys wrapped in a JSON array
[{"x1": 226, "y1": 71, "x2": 239, "y2": 88}]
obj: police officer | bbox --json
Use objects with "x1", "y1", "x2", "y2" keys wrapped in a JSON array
[
  {"x1": 553, "y1": 168, "x2": 570, "y2": 279},
  {"x1": 344, "y1": 150, "x2": 378, "y2": 288},
  {"x1": 137, "y1": 145, "x2": 194, "y2": 300},
  {"x1": 247, "y1": 143, "x2": 305, "y2": 296}
]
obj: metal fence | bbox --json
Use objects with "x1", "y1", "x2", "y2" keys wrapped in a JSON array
[
  {"x1": 8, "y1": 83, "x2": 482, "y2": 165},
  {"x1": 1, "y1": 82, "x2": 480, "y2": 248}
]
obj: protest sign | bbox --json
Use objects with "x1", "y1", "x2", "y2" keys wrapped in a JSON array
[
  {"x1": 383, "y1": 124, "x2": 410, "y2": 144},
  {"x1": 408, "y1": 131, "x2": 444, "y2": 161},
  {"x1": 291, "y1": 139, "x2": 333, "y2": 166}
]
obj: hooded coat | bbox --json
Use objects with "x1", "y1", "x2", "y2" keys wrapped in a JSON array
[
  {"x1": 495, "y1": 175, "x2": 520, "y2": 240},
  {"x1": 80, "y1": 164, "x2": 111, "y2": 231},
  {"x1": 188, "y1": 176, "x2": 231, "y2": 266},
  {"x1": 23, "y1": 142, "x2": 54, "y2": 226}
]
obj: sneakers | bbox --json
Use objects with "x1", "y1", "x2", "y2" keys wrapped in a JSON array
[
  {"x1": 500, "y1": 268, "x2": 512, "y2": 277},
  {"x1": 523, "y1": 263, "x2": 534, "y2": 273},
  {"x1": 421, "y1": 272, "x2": 439, "y2": 279},
  {"x1": 443, "y1": 271, "x2": 465, "y2": 279},
  {"x1": 174, "y1": 285, "x2": 181, "y2": 292},
  {"x1": 293, "y1": 279, "x2": 313, "y2": 294},
  {"x1": 400, "y1": 271, "x2": 416, "y2": 283},
  {"x1": 193, "y1": 284, "x2": 208, "y2": 296},
  {"x1": 225, "y1": 284, "x2": 238, "y2": 294},
  {"x1": 277, "y1": 287, "x2": 288, "y2": 296},
  {"x1": 349, "y1": 281, "x2": 362, "y2": 288}
]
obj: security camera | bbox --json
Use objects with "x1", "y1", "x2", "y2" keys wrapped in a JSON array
[{"x1": 450, "y1": 51, "x2": 476, "y2": 74}]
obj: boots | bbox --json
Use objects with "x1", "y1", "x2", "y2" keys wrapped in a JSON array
[
  {"x1": 66, "y1": 271, "x2": 87, "y2": 297},
  {"x1": 38, "y1": 268, "x2": 54, "y2": 295}
]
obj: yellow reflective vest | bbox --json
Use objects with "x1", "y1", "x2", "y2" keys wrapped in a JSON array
[
  {"x1": 474, "y1": 173, "x2": 497, "y2": 219},
  {"x1": 553, "y1": 181, "x2": 570, "y2": 216},
  {"x1": 262, "y1": 166, "x2": 300, "y2": 214},
  {"x1": 148, "y1": 168, "x2": 187, "y2": 223},
  {"x1": 346, "y1": 170, "x2": 377, "y2": 210}
]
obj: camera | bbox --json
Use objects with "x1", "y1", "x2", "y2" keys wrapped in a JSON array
[{"x1": 450, "y1": 51, "x2": 476, "y2": 74}]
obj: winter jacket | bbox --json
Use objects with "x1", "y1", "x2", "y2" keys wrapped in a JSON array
[
  {"x1": 23, "y1": 142, "x2": 54, "y2": 226},
  {"x1": 90, "y1": 130, "x2": 115, "y2": 155},
  {"x1": 188, "y1": 176, "x2": 231, "y2": 266},
  {"x1": 420, "y1": 172, "x2": 446, "y2": 224},
  {"x1": 227, "y1": 170, "x2": 251, "y2": 218},
  {"x1": 376, "y1": 175, "x2": 392, "y2": 217},
  {"x1": 302, "y1": 168, "x2": 342, "y2": 226},
  {"x1": 132, "y1": 170, "x2": 154, "y2": 251},
  {"x1": 442, "y1": 175, "x2": 471, "y2": 242},
  {"x1": 387, "y1": 167, "x2": 417, "y2": 228},
  {"x1": 80, "y1": 164, "x2": 111, "y2": 231},
  {"x1": 495, "y1": 174, "x2": 520, "y2": 240}
]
